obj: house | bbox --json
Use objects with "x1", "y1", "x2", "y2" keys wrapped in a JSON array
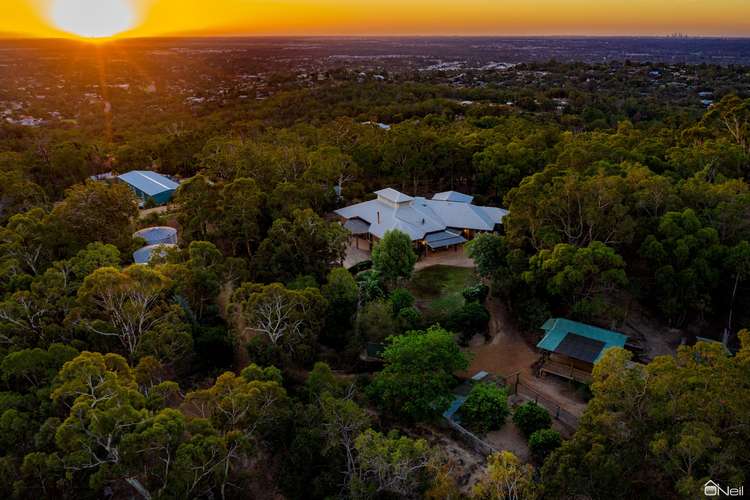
[
  {"x1": 536, "y1": 318, "x2": 629, "y2": 384},
  {"x1": 334, "y1": 188, "x2": 508, "y2": 253},
  {"x1": 118, "y1": 170, "x2": 179, "y2": 206}
]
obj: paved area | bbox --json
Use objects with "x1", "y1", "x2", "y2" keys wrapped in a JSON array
[
  {"x1": 415, "y1": 246, "x2": 475, "y2": 270},
  {"x1": 343, "y1": 240, "x2": 475, "y2": 270},
  {"x1": 343, "y1": 240, "x2": 371, "y2": 269}
]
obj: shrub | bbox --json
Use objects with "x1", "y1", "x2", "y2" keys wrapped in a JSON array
[
  {"x1": 512, "y1": 402, "x2": 552, "y2": 437},
  {"x1": 447, "y1": 301, "x2": 490, "y2": 344},
  {"x1": 357, "y1": 300, "x2": 396, "y2": 343},
  {"x1": 356, "y1": 270, "x2": 384, "y2": 303},
  {"x1": 193, "y1": 325, "x2": 234, "y2": 370},
  {"x1": 389, "y1": 288, "x2": 415, "y2": 315},
  {"x1": 246, "y1": 335, "x2": 283, "y2": 368},
  {"x1": 462, "y1": 283, "x2": 489, "y2": 303},
  {"x1": 396, "y1": 306, "x2": 422, "y2": 332},
  {"x1": 348, "y1": 260, "x2": 373, "y2": 275},
  {"x1": 460, "y1": 383, "x2": 509, "y2": 432},
  {"x1": 287, "y1": 274, "x2": 318, "y2": 289},
  {"x1": 528, "y1": 428, "x2": 562, "y2": 462}
]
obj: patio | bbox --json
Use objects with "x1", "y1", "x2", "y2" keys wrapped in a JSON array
[{"x1": 342, "y1": 240, "x2": 475, "y2": 270}]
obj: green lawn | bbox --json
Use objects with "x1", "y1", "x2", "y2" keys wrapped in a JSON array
[{"x1": 408, "y1": 265, "x2": 478, "y2": 320}]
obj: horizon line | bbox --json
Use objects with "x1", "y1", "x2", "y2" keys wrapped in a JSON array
[{"x1": 2, "y1": 33, "x2": 750, "y2": 41}]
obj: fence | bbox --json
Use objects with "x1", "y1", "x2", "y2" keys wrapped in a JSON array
[
  {"x1": 445, "y1": 418, "x2": 499, "y2": 457},
  {"x1": 444, "y1": 372, "x2": 580, "y2": 455},
  {"x1": 501, "y1": 372, "x2": 579, "y2": 432}
]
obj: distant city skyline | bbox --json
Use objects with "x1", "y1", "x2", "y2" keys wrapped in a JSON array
[{"x1": 2, "y1": 0, "x2": 750, "y2": 40}]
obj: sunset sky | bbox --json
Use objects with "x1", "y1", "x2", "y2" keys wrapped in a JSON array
[{"x1": 2, "y1": 0, "x2": 750, "y2": 39}]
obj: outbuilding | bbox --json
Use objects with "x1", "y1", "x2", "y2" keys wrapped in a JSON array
[
  {"x1": 118, "y1": 170, "x2": 179, "y2": 206},
  {"x1": 536, "y1": 318, "x2": 629, "y2": 383}
]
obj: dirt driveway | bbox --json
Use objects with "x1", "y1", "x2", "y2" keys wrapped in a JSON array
[{"x1": 463, "y1": 296, "x2": 588, "y2": 417}]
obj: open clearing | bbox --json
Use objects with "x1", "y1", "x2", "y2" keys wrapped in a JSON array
[{"x1": 409, "y1": 265, "x2": 478, "y2": 320}]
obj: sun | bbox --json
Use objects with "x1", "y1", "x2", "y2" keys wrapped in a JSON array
[{"x1": 50, "y1": 0, "x2": 137, "y2": 39}]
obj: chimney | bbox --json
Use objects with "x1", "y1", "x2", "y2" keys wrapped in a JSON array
[{"x1": 377, "y1": 211, "x2": 381, "y2": 224}]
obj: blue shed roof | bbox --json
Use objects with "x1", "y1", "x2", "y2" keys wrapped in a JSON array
[
  {"x1": 118, "y1": 171, "x2": 179, "y2": 197},
  {"x1": 537, "y1": 318, "x2": 628, "y2": 363}
]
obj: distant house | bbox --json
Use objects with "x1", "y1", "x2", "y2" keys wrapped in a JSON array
[
  {"x1": 334, "y1": 188, "x2": 508, "y2": 253},
  {"x1": 118, "y1": 170, "x2": 179, "y2": 206},
  {"x1": 536, "y1": 318, "x2": 629, "y2": 384}
]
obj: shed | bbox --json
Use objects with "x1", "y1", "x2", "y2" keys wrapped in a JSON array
[
  {"x1": 537, "y1": 318, "x2": 628, "y2": 383},
  {"x1": 118, "y1": 171, "x2": 179, "y2": 206}
]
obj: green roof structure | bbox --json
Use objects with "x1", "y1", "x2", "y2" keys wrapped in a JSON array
[{"x1": 537, "y1": 318, "x2": 628, "y2": 364}]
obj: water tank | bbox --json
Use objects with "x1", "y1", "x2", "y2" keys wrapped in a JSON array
[
  {"x1": 133, "y1": 244, "x2": 178, "y2": 265},
  {"x1": 133, "y1": 226, "x2": 178, "y2": 246}
]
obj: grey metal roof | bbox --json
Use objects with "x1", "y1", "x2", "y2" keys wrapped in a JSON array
[
  {"x1": 118, "y1": 171, "x2": 179, "y2": 196},
  {"x1": 425, "y1": 230, "x2": 467, "y2": 249},
  {"x1": 432, "y1": 191, "x2": 474, "y2": 203},
  {"x1": 335, "y1": 188, "x2": 508, "y2": 241},
  {"x1": 375, "y1": 188, "x2": 413, "y2": 204},
  {"x1": 419, "y1": 198, "x2": 506, "y2": 231},
  {"x1": 555, "y1": 333, "x2": 606, "y2": 364},
  {"x1": 425, "y1": 229, "x2": 461, "y2": 243},
  {"x1": 343, "y1": 218, "x2": 370, "y2": 235}
]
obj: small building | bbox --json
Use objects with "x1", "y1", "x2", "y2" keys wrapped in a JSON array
[
  {"x1": 335, "y1": 188, "x2": 508, "y2": 254},
  {"x1": 133, "y1": 226, "x2": 178, "y2": 246},
  {"x1": 118, "y1": 171, "x2": 179, "y2": 206},
  {"x1": 536, "y1": 318, "x2": 628, "y2": 384}
]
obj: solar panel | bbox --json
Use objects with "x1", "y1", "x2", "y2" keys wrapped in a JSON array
[{"x1": 555, "y1": 333, "x2": 605, "y2": 364}]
